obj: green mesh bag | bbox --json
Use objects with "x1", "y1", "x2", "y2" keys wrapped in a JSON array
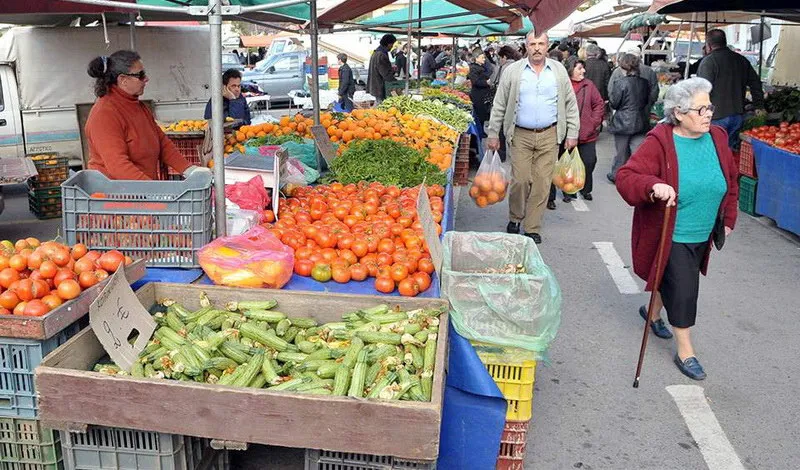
[{"x1": 441, "y1": 232, "x2": 562, "y2": 357}]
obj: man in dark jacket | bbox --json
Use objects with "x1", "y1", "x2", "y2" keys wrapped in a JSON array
[
  {"x1": 204, "y1": 69, "x2": 251, "y2": 126},
  {"x1": 584, "y1": 44, "x2": 611, "y2": 101},
  {"x1": 394, "y1": 45, "x2": 408, "y2": 79},
  {"x1": 420, "y1": 46, "x2": 437, "y2": 78},
  {"x1": 337, "y1": 53, "x2": 355, "y2": 112},
  {"x1": 367, "y1": 34, "x2": 396, "y2": 102},
  {"x1": 698, "y1": 29, "x2": 765, "y2": 149}
]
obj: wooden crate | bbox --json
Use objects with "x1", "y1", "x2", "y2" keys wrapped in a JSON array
[
  {"x1": 0, "y1": 260, "x2": 145, "y2": 340},
  {"x1": 35, "y1": 283, "x2": 449, "y2": 461}
]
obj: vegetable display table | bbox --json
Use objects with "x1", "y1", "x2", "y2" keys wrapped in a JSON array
[{"x1": 752, "y1": 139, "x2": 800, "y2": 236}]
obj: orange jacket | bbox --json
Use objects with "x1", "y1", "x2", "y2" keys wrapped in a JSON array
[{"x1": 86, "y1": 86, "x2": 191, "y2": 180}]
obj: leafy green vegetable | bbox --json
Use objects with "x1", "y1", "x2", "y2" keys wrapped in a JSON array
[
  {"x1": 247, "y1": 133, "x2": 304, "y2": 146},
  {"x1": 379, "y1": 95, "x2": 473, "y2": 132},
  {"x1": 324, "y1": 139, "x2": 447, "y2": 188}
]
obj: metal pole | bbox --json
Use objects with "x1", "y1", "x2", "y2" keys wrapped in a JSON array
[
  {"x1": 129, "y1": 13, "x2": 136, "y2": 49},
  {"x1": 405, "y1": 0, "x2": 413, "y2": 93},
  {"x1": 451, "y1": 36, "x2": 456, "y2": 87},
  {"x1": 209, "y1": 1, "x2": 226, "y2": 238},
  {"x1": 417, "y1": 0, "x2": 422, "y2": 86},
  {"x1": 684, "y1": 13, "x2": 696, "y2": 80},
  {"x1": 310, "y1": 0, "x2": 321, "y2": 127},
  {"x1": 759, "y1": 16, "x2": 765, "y2": 78}
]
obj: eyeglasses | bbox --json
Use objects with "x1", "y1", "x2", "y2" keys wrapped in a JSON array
[
  {"x1": 120, "y1": 70, "x2": 147, "y2": 81},
  {"x1": 685, "y1": 104, "x2": 715, "y2": 115}
]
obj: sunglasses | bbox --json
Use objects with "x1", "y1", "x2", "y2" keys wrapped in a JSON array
[{"x1": 120, "y1": 70, "x2": 147, "y2": 81}]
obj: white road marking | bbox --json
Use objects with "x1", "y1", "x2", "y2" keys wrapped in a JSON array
[
  {"x1": 572, "y1": 198, "x2": 590, "y2": 212},
  {"x1": 667, "y1": 385, "x2": 746, "y2": 470},
  {"x1": 593, "y1": 242, "x2": 640, "y2": 294}
]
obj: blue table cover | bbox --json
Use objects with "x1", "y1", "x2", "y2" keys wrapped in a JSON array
[
  {"x1": 438, "y1": 322, "x2": 507, "y2": 469},
  {"x1": 753, "y1": 140, "x2": 800, "y2": 236},
  {"x1": 131, "y1": 268, "x2": 204, "y2": 291},
  {"x1": 468, "y1": 122, "x2": 482, "y2": 157}
]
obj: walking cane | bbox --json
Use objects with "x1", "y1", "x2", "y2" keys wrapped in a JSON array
[{"x1": 633, "y1": 204, "x2": 673, "y2": 388}]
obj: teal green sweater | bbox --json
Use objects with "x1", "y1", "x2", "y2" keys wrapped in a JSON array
[{"x1": 673, "y1": 133, "x2": 727, "y2": 243}]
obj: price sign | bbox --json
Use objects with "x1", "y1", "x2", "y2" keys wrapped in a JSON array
[
  {"x1": 416, "y1": 183, "x2": 444, "y2": 275},
  {"x1": 89, "y1": 268, "x2": 156, "y2": 372},
  {"x1": 310, "y1": 125, "x2": 336, "y2": 164}
]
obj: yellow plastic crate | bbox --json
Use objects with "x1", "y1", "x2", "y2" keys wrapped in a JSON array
[{"x1": 471, "y1": 343, "x2": 536, "y2": 421}]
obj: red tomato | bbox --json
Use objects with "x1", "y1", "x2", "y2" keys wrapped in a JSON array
[
  {"x1": 23, "y1": 300, "x2": 50, "y2": 317},
  {"x1": 98, "y1": 250, "x2": 125, "y2": 272},
  {"x1": 413, "y1": 271, "x2": 432, "y2": 292},
  {"x1": 398, "y1": 278, "x2": 420, "y2": 297},
  {"x1": 349, "y1": 263, "x2": 369, "y2": 281},
  {"x1": 56, "y1": 280, "x2": 81, "y2": 300},
  {"x1": 294, "y1": 259, "x2": 314, "y2": 277},
  {"x1": 375, "y1": 276, "x2": 395, "y2": 294}
]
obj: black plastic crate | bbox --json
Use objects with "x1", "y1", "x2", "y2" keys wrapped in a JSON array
[{"x1": 27, "y1": 194, "x2": 62, "y2": 220}]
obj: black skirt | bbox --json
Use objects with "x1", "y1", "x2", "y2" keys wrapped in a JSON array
[{"x1": 659, "y1": 241, "x2": 709, "y2": 328}]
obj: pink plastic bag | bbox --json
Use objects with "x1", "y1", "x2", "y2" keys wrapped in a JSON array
[
  {"x1": 225, "y1": 175, "x2": 271, "y2": 215},
  {"x1": 198, "y1": 226, "x2": 294, "y2": 289}
]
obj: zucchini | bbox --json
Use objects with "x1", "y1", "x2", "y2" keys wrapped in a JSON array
[
  {"x1": 355, "y1": 331, "x2": 402, "y2": 345},
  {"x1": 226, "y1": 300, "x2": 278, "y2": 312},
  {"x1": 275, "y1": 319, "x2": 291, "y2": 337},
  {"x1": 366, "y1": 372, "x2": 397, "y2": 399},
  {"x1": 348, "y1": 350, "x2": 369, "y2": 398},
  {"x1": 239, "y1": 323, "x2": 289, "y2": 351},
  {"x1": 341, "y1": 337, "x2": 365, "y2": 369},
  {"x1": 165, "y1": 310, "x2": 187, "y2": 334},
  {"x1": 298, "y1": 359, "x2": 336, "y2": 372},
  {"x1": 283, "y1": 326, "x2": 300, "y2": 344},
  {"x1": 130, "y1": 362, "x2": 145, "y2": 378},
  {"x1": 359, "y1": 304, "x2": 389, "y2": 316},
  {"x1": 155, "y1": 327, "x2": 186, "y2": 346},
  {"x1": 203, "y1": 357, "x2": 238, "y2": 372},
  {"x1": 303, "y1": 387, "x2": 332, "y2": 395},
  {"x1": 261, "y1": 355, "x2": 281, "y2": 385},
  {"x1": 232, "y1": 351, "x2": 264, "y2": 387},
  {"x1": 423, "y1": 333, "x2": 437, "y2": 371},
  {"x1": 219, "y1": 341, "x2": 251, "y2": 364},
  {"x1": 316, "y1": 363, "x2": 340, "y2": 379},
  {"x1": 367, "y1": 344, "x2": 397, "y2": 364},
  {"x1": 290, "y1": 317, "x2": 318, "y2": 329},
  {"x1": 269, "y1": 377, "x2": 308, "y2": 391},
  {"x1": 365, "y1": 312, "x2": 408, "y2": 324},
  {"x1": 364, "y1": 362, "x2": 382, "y2": 387},
  {"x1": 217, "y1": 365, "x2": 245, "y2": 386},
  {"x1": 332, "y1": 364, "x2": 351, "y2": 396},
  {"x1": 297, "y1": 341, "x2": 318, "y2": 354},
  {"x1": 276, "y1": 352, "x2": 308, "y2": 363},
  {"x1": 243, "y1": 309, "x2": 287, "y2": 323},
  {"x1": 249, "y1": 373, "x2": 267, "y2": 388},
  {"x1": 306, "y1": 347, "x2": 332, "y2": 361}
]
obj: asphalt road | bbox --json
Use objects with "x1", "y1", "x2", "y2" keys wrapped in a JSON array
[
  {"x1": 1, "y1": 131, "x2": 798, "y2": 469},
  {"x1": 455, "y1": 132, "x2": 800, "y2": 469}
]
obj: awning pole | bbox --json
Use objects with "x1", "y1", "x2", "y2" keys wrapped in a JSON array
[
  {"x1": 451, "y1": 36, "x2": 456, "y2": 87},
  {"x1": 129, "y1": 13, "x2": 136, "y2": 49},
  {"x1": 759, "y1": 15, "x2": 765, "y2": 78},
  {"x1": 685, "y1": 13, "x2": 696, "y2": 80},
  {"x1": 210, "y1": 0, "x2": 226, "y2": 237},
  {"x1": 310, "y1": 0, "x2": 321, "y2": 127},
  {"x1": 405, "y1": 0, "x2": 413, "y2": 92},
  {"x1": 417, "y1": 0, "x2": 422, "y2": 86}
]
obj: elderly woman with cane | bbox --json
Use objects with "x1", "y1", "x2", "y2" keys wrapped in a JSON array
[{"x1": 616, "y1": 78, "x2": 739, "y2": 380}]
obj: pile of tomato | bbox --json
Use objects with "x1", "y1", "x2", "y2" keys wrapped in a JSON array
[
  {"x1": 0, "y1": 238, "x2": 132, "y2": 317},
  {"x1": 265, "y1": 182, "x2": 446, "y2": 297},
  {"x1": 743, "y1": 121, "x2": 800, "y2": 154}
]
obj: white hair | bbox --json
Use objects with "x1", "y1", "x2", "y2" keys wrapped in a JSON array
[{"x1": 663, "y1": 77, "x2": 713, "y2": 125}]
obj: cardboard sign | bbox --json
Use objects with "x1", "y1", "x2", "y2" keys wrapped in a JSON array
[
  {"x1": 310, "y1": 125, "x2": 336, "y2": 164},
  {"x1": 416, "y1": 183, "x2": 444, "y2": 275},
  {"x1": 89, "y1": 268, "x2": 157, "y2": 372}
]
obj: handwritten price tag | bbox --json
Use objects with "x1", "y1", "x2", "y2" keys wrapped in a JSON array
[
  {"x1": 310, "y1": 125, "x2": 336, "y2": 164},
  {"x1": 89, "y1": 268, "x2": 156, "y2": 372},
  {"x1": 416, "y1": 183, "x2": 444, "y2": 275}
]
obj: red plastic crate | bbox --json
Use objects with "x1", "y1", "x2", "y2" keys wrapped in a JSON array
[
  {"x1": 739, "y1": 140, "x2": 757, "y2": 178},
  {"x1": 159, "y1": 136, "x2": 204, "y2": 180},
  {"x1": 496, "y1": 420, "x2": 530, "y2": 470}
]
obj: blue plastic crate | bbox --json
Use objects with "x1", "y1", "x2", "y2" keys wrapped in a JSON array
[{"x1": 0, "y1": 322, "x2": 82, "y2": 419}]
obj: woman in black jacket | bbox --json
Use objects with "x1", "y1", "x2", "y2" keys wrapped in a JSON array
[
  {"x1": 607, "y1": 53, "x2": 651, "y2": 182},
  {"x1": 468, "y1": 53, "x2": 492, "y2": 133}
]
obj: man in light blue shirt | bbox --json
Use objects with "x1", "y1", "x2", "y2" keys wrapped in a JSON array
[{"x1": 486, "y1": 31, "x2": 580, "y2": 244}]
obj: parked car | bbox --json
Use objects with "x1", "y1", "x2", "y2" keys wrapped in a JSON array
[
  {"x1": 243, "y1": 51, "x2": 368, "y2": 104},
  {"x1": 222, "y1": 52, "x2": 245, "y2": 73}
]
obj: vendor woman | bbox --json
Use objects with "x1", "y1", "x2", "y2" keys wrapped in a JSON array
[{"x1": 85, "y1": 50, "x2": 200, "y2": 180}]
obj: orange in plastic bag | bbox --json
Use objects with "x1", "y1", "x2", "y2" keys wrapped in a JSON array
[
  {"x1": 552, "y1": 148, "x2": 586, "y2": 194},
  {"x1": 198, "y1": 226, "x2": 294, "y2": 289},
  {"x1": 469, "y1": 150, "x2": 510, "y2": 208}
]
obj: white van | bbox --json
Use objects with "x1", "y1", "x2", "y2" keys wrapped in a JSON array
[{"x1": 0, "y1": 25, "x2": 211, "y2": 170}]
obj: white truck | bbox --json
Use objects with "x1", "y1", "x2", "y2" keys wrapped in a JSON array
[{"x1": 0, "y1": 25, "x2": 213, "y2": 213}]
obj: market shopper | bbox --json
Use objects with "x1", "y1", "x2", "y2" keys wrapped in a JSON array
[
  {"x1": 491, "y1": 46, "x2": 524, "y2": 162},
  {"x1": 336, "y1": 53, "x2": 355, "y2": 113},
  {"x1": 486, "y1": 31, "x2": 580, "y2": 244},
  {"x1": 367, "y1": 34, "x2": 397, "y2": 103},
  {"x1": 697, "y1": 29, "x2": 765, "y2": 149},
  {"x1": 468, "y1": 53, "x2": 492, "y2": 133},
  {"x1": 85, "y1": 50, "x2": 198, "y2": 180},
  {"x1": 420, "y1": 46, "x2": 437, "y2": 79},
  {"x1": 563, "y1": 58, "x2": 605, "y2": 201},
  {"x1": 616, "y1": 78, "x2": 739, "y2": 380},
  {"x1": 584, "y1": 44, "x2": 611, "y2": 102},
  {"x1": 607, "y1": 53, "x2": 651, "y2": 183},
  {"x1": 203, "y1": 69, "x2": 251, "y2": 126},
  {"x1": 609, "y1": 52, "x2": 659, "y2": 117}
]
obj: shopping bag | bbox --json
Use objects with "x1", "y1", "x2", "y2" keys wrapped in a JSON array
[
  {"x1": 469, "y1": 150, "x2": 510, "y2": 208},
  {"x1": 552, "y1": 147, "x2": 586, "y2": 194},
  {"x1": 199, "y1": 226, "x2": 294, "y2": 289},
  {"x1": 224, "y1": 175, "x2": 271, "y2": 221}
]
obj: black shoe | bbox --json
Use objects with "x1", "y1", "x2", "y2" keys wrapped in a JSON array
[
  {"x1": 639, "y1": 305, "x2": 673, "y2": 339},
  {"x1": 606, "y1": 173, "x2": 616, "y2": 184},
  {"x1": 581, "y1": 192, "x2": 593, "y2": 201},
  {"x1": 506, "y1": 221, "x2": 520, "y2": 234},
  {"x1": 547, "y1": 201, "x2": 557, "y2": 210},
  {"x1": 674, "y1": 354, "x2": 707, "y2": 381},
  {"x1": 562, "y1": 195, "x2": 573, "y2": 203},
  {"x1": 524, "y1": 233, "x2": 542, "y2": 244}
]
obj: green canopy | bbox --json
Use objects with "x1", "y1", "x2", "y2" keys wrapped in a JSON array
[
  {"x1": 360, "y1": 0, "x2": 529, "y2": 37},
  {"x1": 137, "y1": 0, "x2": 310, "y2": 22}
]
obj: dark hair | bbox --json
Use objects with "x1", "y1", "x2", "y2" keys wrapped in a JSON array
[
  {"x1": 87, "y1": 50, "x2": 141, "y2": 98},
  {"x1": 498, "y1": 45, "x2": 522, "y2": 61},
  {"x1": 380, "y1": 34, "x2": 397, "y2": 47},
  {"x1": 548, "y1": 49, "x2": 563, "y2": 62},
  {"x1": 565, "y1": 57, "x2": 585, "y2": 77},
  {"x1": 337, "y1": 53, "x2": 348, "y2": 63},
  {"x1": 619, "y1": 53, "x2": 640, "y2": 72},
  {"x1": 707, "y1": 29, "x2": 727, "y2": 49},
  {"x1": 222, "y1": 69, "x2": 242, "y2": 85}
]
